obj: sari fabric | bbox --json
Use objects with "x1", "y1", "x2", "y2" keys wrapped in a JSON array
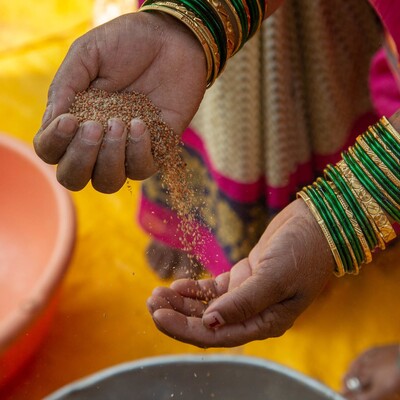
[
  {"x1": 139, "y1": 0, "x2": 392, "y2": 276},
  {"x1": 136, "y1": 0, "x2": 400, "y2": 390}
]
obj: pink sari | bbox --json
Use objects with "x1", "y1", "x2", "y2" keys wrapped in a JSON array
[{"x1": 139, "y1": 0, "x2": 400, "y2": 276}]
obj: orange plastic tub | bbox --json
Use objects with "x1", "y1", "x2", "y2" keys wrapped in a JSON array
[{"x1": 0, "y1": 133, "x2": 76, "y2": 386}]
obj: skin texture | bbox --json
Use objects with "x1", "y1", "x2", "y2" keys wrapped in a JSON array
[
  {"x1": 33, "y1": 2, "x2": 284, "y2": 193},
  {"x1": 34, "y1": 11, "x2": 207, "y2": 192},
  {"x1": 33, "y1": 0, "x2": 400, "y2": 356},
  {"x1": 147, "y1": 111, "x2": 400, "y2": 348},
  {"x1": 342, "y1": 345, "x2": 400, "y2": 400},
  {"x1": 147, "y1": 198, "x2": 334, "y2": 347}
]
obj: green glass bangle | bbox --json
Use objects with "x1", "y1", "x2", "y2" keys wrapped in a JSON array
[
  {"x1": 313, "y1": 183, "x2": 354, "y2": 273},
  {"x1": 363, "y1": 131, "x2": 400, "y2": 180},
  {"x1": 179, "y1": 0, "x2": 228, "y2": 71},
  {"x1": 258, "y1": 0, "x2": 266, "y2": 18},
  {"x1": 230, "y1": 0, "x2": 249, "y2": 46},
  {"x1": 325, "y1": 164, "x2": 377, "y2": 251},
  {"x1": 297, "y1": 190, "x2": 345, "y2": 276},
  {"x1": 317, "y1": 177, "x2": 363, "y2": 268},
  {"x1": 378, "y1": 119, "x2": 400, "y2": 145},
  {"x1": 346, "y1": 147, "x2": 400, "y2": 220},
  {"x1": 374, "y1": 123, "x2": 400, "y2": 161},
  {"x1": 305, "y1": 185, "x2": 351, "y2": 273},
  {"x1": 375, "y1": 120, "x2": 400, "y2": 158},
  {"x1": 305, "y1": 184, "x2": 352, "y2": 273},
  {"x1": 353, "y1": 143, "x2": 400, "y2": 206},
  {"x1": 244, "y1": 0, "x2": 261, "y2": 39},
  {"x1": 343, "y1": 150, "x2": 400, "y2": 222}
]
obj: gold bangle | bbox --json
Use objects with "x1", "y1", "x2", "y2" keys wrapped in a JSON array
[
  {"x1": 338, "y1": 158, "x2": 397, "y2": 247},
  {"x1": 369, "y1": 126, "x2": 400, "y2": 163},
  {"x1": 338, "y1": 159, "x2": 395, "y2": 248},
  {"x1": 206, "y1": 0, "x2": 236, "y2": 60},
  {"x1": 315, "y1": 180, "x2": 360, "y2": 274},
  {"x1": 380, "y1": 116, "x2": 400, "y2": 144},
  {"x1": 240, "y1": 0, "x2": 252, "y2": 39},
  {"x1": 150, "y1": 1, "x2": 220, "y2": 83},
  {"x1": 348, "y1": 147, "x2": 400, "y2": 211},
  {"x1": 252, "y1": 0, "x2": 264, "y2": 36},
  {"x1": 220, "y1": 0, "x2": 243, "y2": 55},
  {"x1": 297, "y1": 190, "x2": 345, "y2": 277},
  {"x1": 138, "y1": 2, "x2": 219, "y2": 86},
  {"x1": 328, "y1": 180, "x2": 372, "y2": 264},
  {"x1": 356, "y1": 135, "x2": 400, "y2": 187}
]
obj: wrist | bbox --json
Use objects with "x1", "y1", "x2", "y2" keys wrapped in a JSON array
[
  {"x1": 136, "y1": 10, "x2": 207, "y2": 83},
  {"x1": 294, "y1": 198, "x2": 336, "y2": 274}
]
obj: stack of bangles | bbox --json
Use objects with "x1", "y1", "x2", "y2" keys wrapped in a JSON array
[
  {"x1": 297, "y1": 117, "x2": 399, "y2": 276},
  {"x1": 138, "y1": 0, "x2": 266, "y2": 87}
]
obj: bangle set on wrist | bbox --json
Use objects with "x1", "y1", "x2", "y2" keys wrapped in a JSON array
[
  {"x1": 138, "y1": 0, "x2": 267, "y2": 86},
  {"x1": 297, "y1": 118, "x2": 399, "y2": 276}
]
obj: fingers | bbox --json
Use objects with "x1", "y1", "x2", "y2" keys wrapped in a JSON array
[
  {"x1": 126, "y1": 119, "x2": 157, "y2": 180},
  {"x1": 91, "y1": 119, "x2": 128, "y2": 193},
  {"x1": 150, "y1": 304, "x2": 295, "y2": 348},
  {"x1": 147, "y1": 286, "x2": 207, "y2": 318},
  {"x1": 148, "y1": 278, "x2": 298, "y2": 347},
  {"x1": 34, "y1": 114, "x2": 79, "y2": 164},
  {"x1": 56, "y1": 121, "x2": 104, "y2": 191},
  {"x1": 341, "y1": 345, "x2": 400, "y2": 400},
  {"x1": 36, "y1": 116, "x2": 157, "y2": 192},
  {"x1": 201, "y1": 258, "x2": 284, "y2": 328},
  {"x1": 170, "y1": 273, "x2": 230, "y2": 301}
]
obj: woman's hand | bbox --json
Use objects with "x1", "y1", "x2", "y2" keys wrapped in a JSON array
[
  {"x1": 342, "y1": 345, "x2": 400, "y2": 400},
  {"x1": 33, "y1": 11, "x2": 207, "y2": 193},
  {"x1": 147, "y1": 199, "x2": 334, "y2": 348}
]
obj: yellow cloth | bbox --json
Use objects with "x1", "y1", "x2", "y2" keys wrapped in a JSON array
[{"x1": 1, "y1": 1, "x2": 400, "y2": 399}]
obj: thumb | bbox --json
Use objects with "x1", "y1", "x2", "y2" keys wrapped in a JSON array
[{"x1": 202, "y1": 258, "x2": 288, "y2": 329}]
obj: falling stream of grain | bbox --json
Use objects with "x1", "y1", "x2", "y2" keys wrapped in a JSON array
[{"x1": 69, "y1": 88, "x2": 205, "y2": 274}]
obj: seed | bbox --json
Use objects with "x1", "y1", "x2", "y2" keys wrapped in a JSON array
[{"x1": 69, "y1": 88, "x2": 206, "y2": 274}]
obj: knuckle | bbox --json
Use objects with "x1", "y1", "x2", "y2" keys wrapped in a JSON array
[
  {"x1": 47, "y1": 81, "x2": 57, "y2": 102},
  {"x1": 69, "y1": 36, "x2": 85, "y2": 53},
  {"x1": 257, "y1": 309, "x2": 294, "y2": 340},
  {"x1": 231, "y1": 292, "x2": 255, "y2": 320}
]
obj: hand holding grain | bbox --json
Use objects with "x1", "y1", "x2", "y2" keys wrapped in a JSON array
[
  {"x1": 33, "y1": 12, "x2": 207, "y2": 192},
  {"x1": 147, "y1": 111, "x2": 400, "y2": 348},
  {"x1": 147, "y1": 199, "x2": 334, "y2": 347}
]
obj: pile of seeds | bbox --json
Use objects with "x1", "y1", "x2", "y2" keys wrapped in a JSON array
[{"x1": 69, "y1": 88, "x2": 205, "y2": 273}]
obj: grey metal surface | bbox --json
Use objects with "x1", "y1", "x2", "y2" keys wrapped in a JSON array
[{"x1": 45, "y1": 355, "x2": 345, "y2": 400}]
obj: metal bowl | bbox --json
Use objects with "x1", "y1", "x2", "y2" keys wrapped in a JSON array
[{"x1": 45, "y1": 355, "x2": 345, "y2": 400}]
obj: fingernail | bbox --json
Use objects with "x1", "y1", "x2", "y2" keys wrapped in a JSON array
[
  {"x1": 129, "y1": 118, "x2": 147, "y2": 142},
  {"x1": 57, "y1": 115, "x2": 76, "y2": 137},
  {"x1": 80, "y1": 121, "x2": 103, "y2": 144},
  {"x1": 107, "y1": 119, "x2": 125, "y2": 140},
  {"x1": 203, "y1": 311, "x2": 225, "y2": 329}
]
